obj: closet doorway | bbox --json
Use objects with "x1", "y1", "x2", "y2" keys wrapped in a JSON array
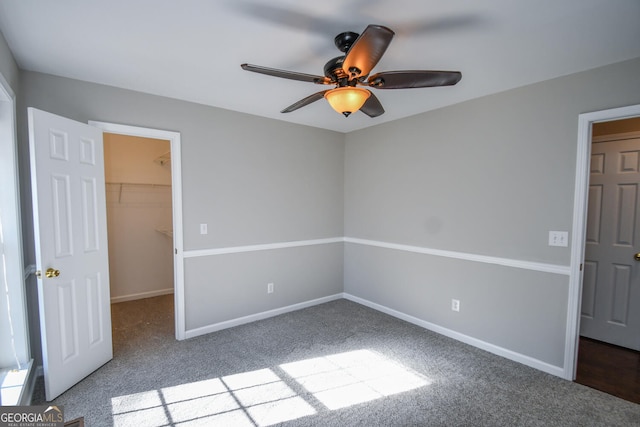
[
  {"x1": 90, "y1": 121, "x2": 185, "y2": 341},
  {"x1": 103, "y1": 133, "x2": 174, "y2": 306}
]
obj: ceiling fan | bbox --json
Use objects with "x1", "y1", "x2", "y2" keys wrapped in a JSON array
[{"x1": 241, "y1": 24, "x2": 462, "y2": 118}]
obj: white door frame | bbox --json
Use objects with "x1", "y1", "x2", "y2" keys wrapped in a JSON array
[
  {"x1": 566, "y1": 103, "x2": 640, "y2": 380},
  {"x1": 0, "y1": 71, "x2": 30, "y2": 367},
  {"x1": 88, "y1": 121, "x2": 186, "y2": 340}
]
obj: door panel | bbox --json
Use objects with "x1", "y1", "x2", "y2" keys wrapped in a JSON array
[
  {"x1": 28, "y1": 107, "x2": 112, "y2": 401},
  {"x1": 57, "y1": 282, "x2": 78, "y2": 362},
  {"x1": 81, "y1": 177, "x2": 100, "y2": 251},
  {"x1": 581, "y1": 136, "x2": 640, "y2": 350},
  {"x1": 581, "y1": 261, "x2": 597, "y2": 318},
  {"x1": 86, "y1": 273, "x2": 105, "y2": 347},
  {"x1": 586, "y1": 185, "x2": 602, "y2": 243},
  {"x1": 615, "y1": 184, "x2": 636, "y2": 245},
  {"x1": 51, "y1": 174, "x2": 74, "y2": 257},
  {"x1": 610, "y1": 264, "x2": 631, "y2": 325}
]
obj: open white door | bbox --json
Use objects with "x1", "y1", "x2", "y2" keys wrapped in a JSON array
[{"x1": 28, "y1": 108, "x2": 112, "y2": 401}]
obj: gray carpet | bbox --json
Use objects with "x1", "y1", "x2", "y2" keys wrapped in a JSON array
[{"x1": 33, "y1": 296, "x2": 640, "y2": 426}]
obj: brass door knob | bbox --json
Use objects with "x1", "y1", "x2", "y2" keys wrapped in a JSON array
[
  {"x1": 634, "y1": 253, "x2": 640, "y2": 261},
  {"x1": 36, "y1": 268, "x2": 60, "y2": 278},
  {"x1": 45, "y1": 268, "x2": 60, "y2": 278}
]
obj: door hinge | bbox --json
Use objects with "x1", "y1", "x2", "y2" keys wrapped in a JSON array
[
  {"x1": 580, "y1": 263, "x2": 583, "y2": 271},
  {"x1": 24, "y1": 264, "x2": 37, "y2": 280}
]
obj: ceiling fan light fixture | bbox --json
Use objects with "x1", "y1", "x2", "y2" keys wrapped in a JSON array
[
  {"x1": 324, "y1": 87, "x2": 371, "y2": 117},
  {"x1": 241, "y1": 25, "x2": 461, "y2": 118}
]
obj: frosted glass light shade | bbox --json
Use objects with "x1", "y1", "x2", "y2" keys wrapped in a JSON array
[{"x1": 324, "y1": 87, "x2": 371, "y2": 117}]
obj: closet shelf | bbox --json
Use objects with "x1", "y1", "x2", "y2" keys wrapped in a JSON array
[
  {"x1": 154, "y1": 151, "x2": 171, "y2": 166},
  {"x1": 155, "y1": 225, "x2": 173, "y2": 238},
  {"x1": 105, "y1": 182, "x2": 172, "y2": 203},
  {"x1": 106, "y1": 181, "x2": 171, "y2": 188}
]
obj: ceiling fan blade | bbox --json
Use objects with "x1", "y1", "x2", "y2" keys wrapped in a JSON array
[
  {"x1": 360, "y1": 91, "x2": 385, "y2": 118},
  {"x1": 342, "y1": 25, "x2": 394, "y2": 79},
  {"x1": 281, "y1": 90, "x2": 330, "y2": 113},
  {"x1": 398, "y1": 14, "x2": 487, "y2": 36},
  {"x1": 367, "y1": 70, "x2": 462, "y2": 89},
  {"x1": 241, "y1": 64, "x2": 332, "y2": 85}
]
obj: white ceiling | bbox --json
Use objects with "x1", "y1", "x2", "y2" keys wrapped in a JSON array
[{"x1": 1, "y1": 0, "x2": 639, "y2": 133}]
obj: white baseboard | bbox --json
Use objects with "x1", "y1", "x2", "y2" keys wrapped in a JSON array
[
  {"x1": 183, "y1": 291, "x2": 564, "y2": 378},
  {"x1": 21, "y1": 361, "x2": 39, "y2": 405},
  {"x1": 111, "y1": 288, "x2": 174, "y2": 304},
  {"x1": 343, "y1": 293, "x2": 565, "y2": 378},
  {"x1": 185, "y1": 293, "x2": 344, "y2": 339}
]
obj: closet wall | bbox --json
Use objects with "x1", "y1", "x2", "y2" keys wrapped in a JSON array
[{"x1": 103, "y1": 133, "x2": 174, "y2": 302}]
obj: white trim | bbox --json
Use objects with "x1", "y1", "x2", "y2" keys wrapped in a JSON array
[
  {"x1": 567, "y1": 103, "x2": 640, "y2": 380},
  {"x1": 344, "y1": 293, "x2": 565, "y2": 378},
  {"x1": 344, "y1": 237, "x2": 571, "y2": 276},
  {"x1": 183, "y1": 237, "x2": 344, "y2": 258},
  {"x1": 184, "y1": 293, "x2": 343, "y2": 339},
  {"x1": 184, "y1": 291, "x2": 564, "y2": 377},
  {"x1": 182, "y1": 235, "x2": 570, "y2": 276},
  {"x1": 110, "y1": 288, "x2": 174, "y2": 304},
  {"x1": 21, "y1": 359, "x2": 38, "y2": 405},
  {"x1": 88, "y1": 121, "x2": 187, "y2": 340},
  {"x1": 0, "y1": 360, "x2": 33, "y2": 405},
  {"x1": 89, "y1": 122, "x2": 180, "y2": 141},
  {"x1": 0, "y1": 72, "x2": 30, "y2": 367}
]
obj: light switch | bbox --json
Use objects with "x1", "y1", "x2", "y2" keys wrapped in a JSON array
[
  {"x1": 549, "y1": 231, "x2": 568, "y2": 247},
  {"x1": 200, "y1": 224, "x2": 208, "y2": 235}
]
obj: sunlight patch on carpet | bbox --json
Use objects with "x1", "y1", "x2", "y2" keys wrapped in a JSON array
[
  {"x1": 111, "y1": 349, "x2": 429, "y2": 426},
  {"x1": 280, "y1": 349, "x2": 431, "y2": 410},
  {"x1": 111, "y1": 372, "x2": 314, "y2": 426}
]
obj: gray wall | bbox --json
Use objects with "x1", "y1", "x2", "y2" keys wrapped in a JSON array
[
  {"x1": 185, "y1": 243, "x2": 343, "y2": 328},
  {"x1": 17, "y1": 71, "x2": 345, "y2": 345},
  {"x1": 13, "y1": 53, "x2": 640, "y2": 373},
  {"x1": 344, "y1": 57, "x2": 640, "y2": 368}
]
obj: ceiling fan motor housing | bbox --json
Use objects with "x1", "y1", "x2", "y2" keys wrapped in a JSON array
[
  {"x1": 334, "y1": 31, "x2": 359, "y2": 52},
  {"x1": 324, "y1": 56, "x2": 349, "y2": 81}
]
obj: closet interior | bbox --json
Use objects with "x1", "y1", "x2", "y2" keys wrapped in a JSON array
[{"x1": 103, "y1": 133, "x2": 174, "y2": 303}]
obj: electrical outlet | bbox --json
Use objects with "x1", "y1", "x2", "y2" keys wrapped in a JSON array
[
  {"x1": 267, "y1": 282, "x2": 274, "y2": 294},
  {"x1": 548, "y1": 231, "x2": 568, "y2": 247},
  {"x1": 451, "y1": 299, "x2": 460, "y2": 312},
  {"x1": 200, "y1": 224, "x2": 208, "y2": 235}
]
